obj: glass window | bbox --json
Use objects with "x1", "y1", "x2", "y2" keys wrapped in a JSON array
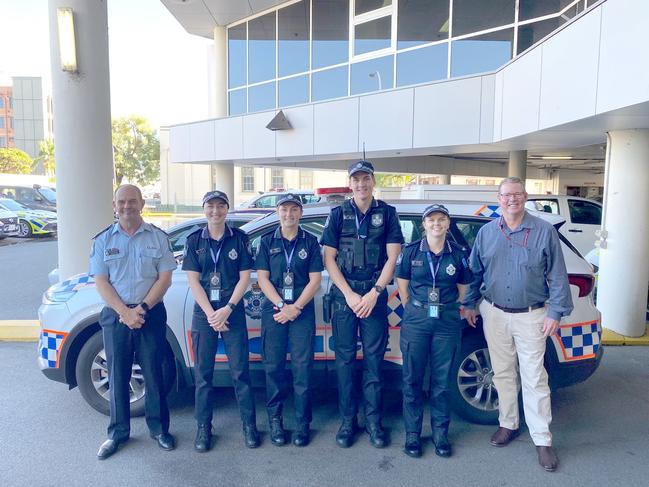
[
  {"x1": 398, "y1": 215, "x2": 423, "y2": 244},
  {"x1": 254, "y1": 195, "x2": 278, "y2": 208},
  {"x1": 517, "y1": 17, "x2": 564, "y2": 54},
  {"x1": 279, "y1": 75, "x2": 310, "y2": 107},
  {"x1": 299, "y1": 171, "x2": 314, "y2": 189},
  {"x1": 312, "y1": 65, "x2": 349, "y2": 101},
  {"x1": 248, "y1": 82, "x2": 276, "y2": 112},
  {"x1": 519, "y1": 0, "x2": 574, "y2": 22},
  {"x1": 271, "y1": 169, "x2": 284, "y2": 189},
  {"x1": 228, "y1": 24, "x2": 247, "y2": 88},
  {"x1": 312, "y1": 0, "x2": 350, "y2": 69},
  {"x1": 397, "y1": 0, "x2": 449, "y2": 49},
  {"x1": 452, "y1": 218, "x2": 487, "y2": 248},
  {"x1": 242, "y1": 167, "x2": 255, "y2": 192},
  {"x1": 228, "y1": 89, "x2": 247, "y2": 115},
  {"x1": 351, "y1": 54, "x2": 393, "y2": 95},
  {"x1": 278, "y1": 1, "x2": 310, "y2": 77},
  {"x1": 248, "y1": 12, "x2": 276, "y2": 84},
  {"x1": 529, "y1": 199, "x2": 559, "y2": 214},
  {"x1": 397, "y1": 43, "x2": 448, "y2": 86},
  {"x1": 169, "y1": 223, "x2": 204, "y2": 253},
  {"x1": 568, "y1": 199, "x2": 602, "y2": 225},
  {"x1": 355, "y1": 0, "x2": 391, "y2": 15},
  {"x1": 354, "y1": 16, "x2": 392, "y2": 55},
  {"x1": 450, "y1": 28, "x2": 513, "y2": 77},
  {"x1": 452, "y1": 0, "x2": 515, "y2": 37}
]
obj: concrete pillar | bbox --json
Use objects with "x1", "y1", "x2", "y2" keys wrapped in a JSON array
[
  {"x1": 438, "y1": 174, "x2": 450, "y2": 184},
  {"x1": 209, "y1": 26, "x2": 227, "y2": 119},
  {"x1": 212, "y1": 162, "x2": 235, "y2": 201},
  {"x1": 597, "y1": 129, "x2": 649, "y2": 337},
  {"x1": 48, "y1": 0, "x2": 114, "y2": 281},
  {"x1": 507, "y1": 150, "x2": 527, "y2": 181}
]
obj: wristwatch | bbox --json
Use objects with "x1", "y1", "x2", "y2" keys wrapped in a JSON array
[
  {"x1": 227, "y1": 302, "x2": 236, "y2": 311},
  {"x1": 276, "y1": 300, "x2": 285, "y2": 309},
  {"x1": 373, "y1": 285, "x2": 384, "y2": 294},
  {"x1": 140, "y1": 302, "x2": 150, "y2": 313}
]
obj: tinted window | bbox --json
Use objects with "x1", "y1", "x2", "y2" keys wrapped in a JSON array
[
  {"x1": 354, "y1": 16, "x2": 392, "y2": 55},
  {"x1": 519, "y1": 0, "x2": 573, "y2": 21},
  {"x1": 397, "y1": 43, "x2": 447, "y2": 86},
  {"x1": 517, "y1": 17, "x2": 564, "y2": 54},
  {"x1": 568, "y1": 200, "x2": 602, "y2": 225},
  {"x1": 355, "y1": 0, "x2": 391, "y2": 15},
  {"x1": 248, "y1": 216, "x2": 327, "y2": 255},
  {"x1": 312, "y1": 0, "x2": 349, "y2": 69},
  {"x1": 229, "y1": 89, "x2": 247, "y2": 115},
  {"x1": 249, "y1": 12, "x2": 276, "y2": 84},
  {"x1": 452, "y1": 218, "x2": 487, "y2": 248},
  {"x1": 254, "y1": 195, "x2": 277, "y2": 208},
  {"x1": 38, "y1": 187, "x2": 57, "y2": 203},
  {"x1": 168, "y1": 223, "x2": 204, "y2": 253},
  {"x1": 397, "y1": 0, "x2": 449, "y2": 49},
  {"x1": 279, "y1": 75, "x2": 310, "y2": 107},
  {"x1": 278, "y1": 1, "x2": 310, "y2": 77},
  {"x1": 452, "y1": 0, "x2": 515, "y2": 37},
  {"x1": 248, "y1": 82, "x2": 276, "y2": 112},
  {"x1": 228, "y1": 24, "x2": 247, "y2": 88},
  {"x1": 312, "y1": 65, "x2": 348, "y2": 101},
  {"x1": 398, "y1": 215, "x2": 423, "y2": 244},
  {"x1": 450, "y1": 28, "x2": 513, "y2": 77},
  {"x1": 351, "y1": 54, "x2": 393, "y2": 95},
  {"x1": 529, "y1": 199, "x2": 559, "y2": 214}
]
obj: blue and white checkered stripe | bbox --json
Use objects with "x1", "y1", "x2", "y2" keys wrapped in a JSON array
[
  {"x1": 557, "y1": 322, "x2": 600, "y2": 360},
  {"x1": 57, "y1": 274, "x2": 95, "y2": 293},
  {"x1": 38, "y1": 330, "x2": 67, "y2": 368},
  {"x1": 387, "y1": 292, "x2": 404, "y2": 327},
  {"x1": 475, "y1": 205, "x2": 502, "y2": 218}
]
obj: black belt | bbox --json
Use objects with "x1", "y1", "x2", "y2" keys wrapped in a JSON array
[
  {"x1": 409, "y1": 299, "x2": 457, "y2": 309},
  {"x1": 486, "y1": 298, "x2": 545, "y2": 314}
]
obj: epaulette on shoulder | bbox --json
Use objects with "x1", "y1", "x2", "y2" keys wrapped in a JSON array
[
  {"x1": 405, "y1": 240, "x2": 420, "y2": 249},
  {"x1": 92, "y1": 223, "x2": 113, "y2": 240},
  {"x1": 149, "y1": 223, "x2": 169, "y2": 236},
  {"x1": 187, "y1": 226, "x2": 204, "y2": 238}
]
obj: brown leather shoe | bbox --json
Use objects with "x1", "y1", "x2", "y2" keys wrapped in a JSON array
[
  {"x1": 536, "y1": 446, "x2": 559, "y2": 472},
  {"x1": 489, "y1": 427, "x2": 520, "y2": 447}
]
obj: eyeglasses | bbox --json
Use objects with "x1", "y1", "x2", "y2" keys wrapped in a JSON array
[{"x1": 499, "y1": 192, "x2": 525, "y2": 199}]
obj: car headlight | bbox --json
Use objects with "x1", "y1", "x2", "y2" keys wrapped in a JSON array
[{"x1": 43, "y1": 288, "x2": 77, "y2": 303}]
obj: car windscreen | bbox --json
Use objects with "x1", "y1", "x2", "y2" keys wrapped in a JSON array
[
  {"x1": 38, "y1": 187, "x2": 57, "y2": 203},
  {"x1": 0, "y1": 199, "x2": 27, "y2": 211}
]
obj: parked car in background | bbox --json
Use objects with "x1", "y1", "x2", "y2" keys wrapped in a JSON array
[
  {"x1": 0, "y1": 207, "x2": 19, "y2": 239},
  {"x1": 38, "y1": 201, "x2": 601, "y2": 425},
  {"x1": 238, "y1": 190, "x2": 321, "y2": 209},
  {"x1": 0, "y1": 198, "x2": 58, "y2": 238},
  {"x1": 0, "y1": 184, "x2": 57, "y2": 212}
]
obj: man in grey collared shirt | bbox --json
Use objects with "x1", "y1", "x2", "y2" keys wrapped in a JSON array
[
  {"x1": 89, "y1": 184, "x2": 177, "y2": 460},
  {"x1": 464, "y1": 177, "x2": 573, "y2": 473}
]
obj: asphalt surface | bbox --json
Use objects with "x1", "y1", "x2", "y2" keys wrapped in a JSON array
[{"x1": 1, "y1": 342, "x2": 647, "y2": 487}]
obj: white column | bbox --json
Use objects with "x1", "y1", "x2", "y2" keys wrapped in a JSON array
[
  {"x1": 438, "y1": 174, "x2": 451, "y2": 184},
  {"x1": 212, "y1": 162, "x2": 235, "y2": 201},
  {"x1": 48, "y1": 0, "x2": 114, "y2": 281},
  {"x1": 507, "y1": 150, "x2": 527, "y2": 181},
  {"x1": 597, "y1": 129, "x2": 649, "y2": 337},
  {"x1": 210, "y1": 26, "x2": 227, "y2": 118}
]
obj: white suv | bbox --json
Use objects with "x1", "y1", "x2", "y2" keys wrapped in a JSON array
[{"x1": 38, "y1": 201, "x2": 602, "y2": 425}]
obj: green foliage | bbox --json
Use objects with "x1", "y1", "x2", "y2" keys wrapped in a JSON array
[
  {"x1": 374, "y1": 173, "x2": 415, "y2": 187},
  {"x1": 112, "y1": 115, "x2": 160, "y2": 186},
  {"x1": 35, "y1": 138, "x2": 56, "y2": 176},
  {"x1": 0, "y1": 147, "x2": 33, "y2": 174}
]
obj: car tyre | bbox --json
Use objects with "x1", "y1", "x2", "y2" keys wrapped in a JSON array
[
  {"x1": 75, "y1": 331, "x2": 176, "y2": 417},
  {"x1": 449, "y1": 332, "x2": 499, "y2": 425},
  {"x1": 17, "y1": 220, "x2": 32, "y2": 238}
]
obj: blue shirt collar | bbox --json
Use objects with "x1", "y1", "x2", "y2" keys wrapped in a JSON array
[
  {"x1": 273, "y1": 226, "x2": 305, "y2": 241},
  {"x1": 419, "y1": 238, "x2": 451, "y2": 254},
  {"x1": 499, "y1": 211, "x2": 535, "y2": 232},
  {"x1": 111, "y1": 221, "x2": 151, "y2": 236},
  {"x1": 200, "y1": 223, "x2": 233, "y2": 240},
  {"x1": 350, "y1": 197, "x2": 378, "y2": 214}
]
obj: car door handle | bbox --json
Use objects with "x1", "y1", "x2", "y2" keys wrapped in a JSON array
[{"x1": 568, "y1": 229, "x2": 583, "y2": 233}]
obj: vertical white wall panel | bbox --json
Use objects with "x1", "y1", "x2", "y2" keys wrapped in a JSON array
[
  {"x1": 479, "y1": 75, "x2": 496, "y2": 144},
  {"x1": 243, "y1": 111, "x2": 276, "y2": 159},
  {"x1": 313, "y1": 98, "x2": 359, "y2": 155},
  {"x1": 214, "y1": 116, "x2": 244, "y2": 160},
  {"x1": 276, "y1": 105, "x2": 314, "y2": 157},
  {"x1": 358, "y1": 89, "x2": 414, "y2": 152},
  {"x1": 169, "y1": 124, "x2": 190, "y2": 163},
  {"x1": 189, "y1": 120, "x2": 216, "y2": 162}
]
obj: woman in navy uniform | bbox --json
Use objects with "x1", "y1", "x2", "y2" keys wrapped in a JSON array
[
  {"x1": 256, "y1": 194, "x2": 323, "y2": 447},
  {"x1": 182, "y1": 190, "x2": 259, "y2": 452},
  {"x1": 395, "y1": 204, "x2": 472, "y2": 459}
]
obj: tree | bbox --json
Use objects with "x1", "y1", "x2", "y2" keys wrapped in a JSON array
[
  {"x1": 0, "y1": 148, "x2": 33, "y2": 174},
  {"x1": 374, "y1": 173, "x2": 416, "y2": 187},
  {"x1": 35, "y1": 138, "x2": 56, "y2": 176},
  {"x1": 112, "y1": 115, "x2": 160, "y2": 186}
]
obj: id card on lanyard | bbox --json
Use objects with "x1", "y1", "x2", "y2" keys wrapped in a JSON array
[
  {"x1": 282, "y1": 234, "x2": 299, "y2": 302},
  {"x1": 209, "y1": 241, "x2": 224, "y2": 303},
  {"x1": 425, "y1": 250, "x2": 442, "y2": 319}
]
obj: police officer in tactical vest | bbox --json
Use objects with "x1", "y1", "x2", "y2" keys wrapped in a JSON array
[{"x1": 320, "y1": 160, "x2": 404, "y2": 448}]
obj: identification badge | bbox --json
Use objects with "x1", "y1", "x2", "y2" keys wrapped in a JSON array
[
  {"x1": 209, "y1": 272, "x2": 221, "y2": 302},
  {"x1": 353, "y1": 239, "x2": 365, "y2": 267},
  {"x1": 283, "y1": 271, "x2": 294, "y2": 301},
  {"x1": 428, "y1": 287, "x2": 440, "y2": 319}
]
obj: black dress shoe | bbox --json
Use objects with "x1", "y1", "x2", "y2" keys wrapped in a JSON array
[
  {"x1": 194, "y1": 424, "x2": 212, "y2": 452},
  {"x1": 433, "y1": 434, "x2": 452, "y2": 458},
  {"x1": 243, "y1": 424, "x2": 261, "y2": 449},
  {"x1": 366, "y1": 423, "x2": 387, "y2": 449},
  {"x1": 97, "y1": 438, "x2": 127, "y2": 460},
  {"x1": 151, "y1": 432, "x2": 176, "y2": 451},
  {"x1": 269, "y1": 417, "x2": 286, "y2": 446},
  {"x1": 335, "y1": 419, "x2": 357, "y2": 448},
  {"x1": 403, "y1": 433, "x2": 422, "y2": 458},
  {"x1": 293, "y1": 424, "x2": 310, "y2": 447}
]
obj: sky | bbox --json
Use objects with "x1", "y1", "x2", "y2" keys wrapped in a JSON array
[{"x1": 0, "y1": 0, "x2": 212, "y2": 129}]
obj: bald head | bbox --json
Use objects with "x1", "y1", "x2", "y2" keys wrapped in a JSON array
[{"x1": 114, "y1": 184, "x2": 143, "y2": 202}]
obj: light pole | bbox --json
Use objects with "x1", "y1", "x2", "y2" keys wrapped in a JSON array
[{"x1": 369, "y1": 71, "x2": 382, "y2": 91}]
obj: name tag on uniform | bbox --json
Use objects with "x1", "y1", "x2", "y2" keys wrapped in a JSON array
[
  {"x1": 428, "y1": 287, "x2": 440, "y2": 319},
  {"x1": 270, "y1": 247, "x2": 282, "y2": 254},
  {"x1": 209, "y1": 272, "x2": 221, "y2": 302},
  {"x1": 283, "y1": 271, "x2": 294, "y2": 302}
]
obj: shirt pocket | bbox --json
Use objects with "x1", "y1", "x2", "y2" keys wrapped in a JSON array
[
  {"x1": 103, "y1": 251, "x2": 125, "y2": 273},
  {"x1": 524, "y1": 248, "x2": 546, "y2": 277},
  {"x1": 140, "y1": 248, "x2": 162, "y2": 278}
]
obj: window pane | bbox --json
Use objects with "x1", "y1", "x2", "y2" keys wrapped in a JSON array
[
  {"x1": 354, "y1": 16, "x2": 392, "y2": 55},
  {"x1": 278, "y1": 0, "x2": 310, "y2": 77},
  {"x1": 279, "y1": 75, "x2": 310, "y2": 107},
  {"x1": 519, "y1": 0, "x2": 574, "y2": 22},
  {"x1": 248, "y1": 82, "x2": 276, "y2": 112},
  {"x1": 351, "y1": 54, "x2": 393, "y2": 95},
  {"x1": 452, "y1": 0, "x2": 515, "y2": 37},
  {"x1": 450, "y1": 28, "x2": 513, "y2": 77},
  {"x1": 249, "y1": 12, "x2": 276, "y2": 84},
  {"x1": 355, "y1": 0, "x2": 391, "y2": 16},
  {"x1": 568, "y1": 200, "x2": 602, "y2": 225},
  {"x1": 397, "y1": 0, "x2": 449, "y2": 49},
  {"x1": 312, "y1": 0, "x2": 350, "y2": 69},
  {"x1": 271, "y1": 169, "x2": 284, "y2": 189},
  {"x1": 228, "y1": 24, "x2": 247, "y2": 88},
  {"x1": 517, "y1": 17, "x2": 564, "y2": 54},
  {"x1": 397, "y1": 43, "x2": 447, "y2": 86},
  {"x1": 529, "y1": 199, "x2": 559, "y2": 214},
  {"x1": 242, "y1": 167, "x2": 255, "y2": 192},
  {"x1": 228, "y1": 89, "x2": 247, "y2": 115},
  {"x1": 312, "y1": 65, "x2": 348, "y2": 101}
]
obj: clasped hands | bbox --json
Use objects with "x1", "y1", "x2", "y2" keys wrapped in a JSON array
[
  {"x1": 344, "y1": 289, "x2": 378, "y2": 319},
  {"x1": 273, "y1": 304, "x2": 301, "y2": 324},
  {"x1": 208, "y1": 305, "x2": 231, "y2": 332},
  {"x1": 119, "y1": 305, "x2": 146, "y2": 329}
]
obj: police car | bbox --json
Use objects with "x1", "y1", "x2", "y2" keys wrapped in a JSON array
[
  {"x1": 38, "y1": 201, "x2": 602, "y2": 424},
  {"x1": 0, "y1": 197, "x2": 57, "y2": 238}
]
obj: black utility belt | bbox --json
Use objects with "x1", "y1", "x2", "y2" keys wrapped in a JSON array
[
  {"x1": 485, "y1": 298, "x2": 545, "y2": 314},
  {"x1": 344, "y1": 278, "x2": 378, "y2": 294}
]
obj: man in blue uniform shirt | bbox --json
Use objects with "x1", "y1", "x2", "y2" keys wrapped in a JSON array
[
  {"x1": 256, "y1": 193, "x2": 324, "y2": 447},
  {"x1": 464, "y1": 177, "x2": 573, "y2": 472},
  {"x1": 320, "y1": 160, "x2": 404, "y2": 448},
  {"x1": 182, "y1": 190, "x2": 260, "y2": 451},
  {"x1": 89, "y1": 184, "x2": 177, "y2": 460}
]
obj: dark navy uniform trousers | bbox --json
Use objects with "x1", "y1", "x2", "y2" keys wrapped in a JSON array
[
  {"x1": 191, "y1": 305, "x2": 256, "y2": 426},
  {"x1": 400, "y1": 301, "x2": 462, "y2": 435},
  {"x1": 100, "y1": 303, "x2": 170, "y2": 441},
  {"x1": 331, "y1": 282, "x2": 388, "y2": 425},
  {"x1": 261, "y1": 300, "x2": 315, "y2": 425}
]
